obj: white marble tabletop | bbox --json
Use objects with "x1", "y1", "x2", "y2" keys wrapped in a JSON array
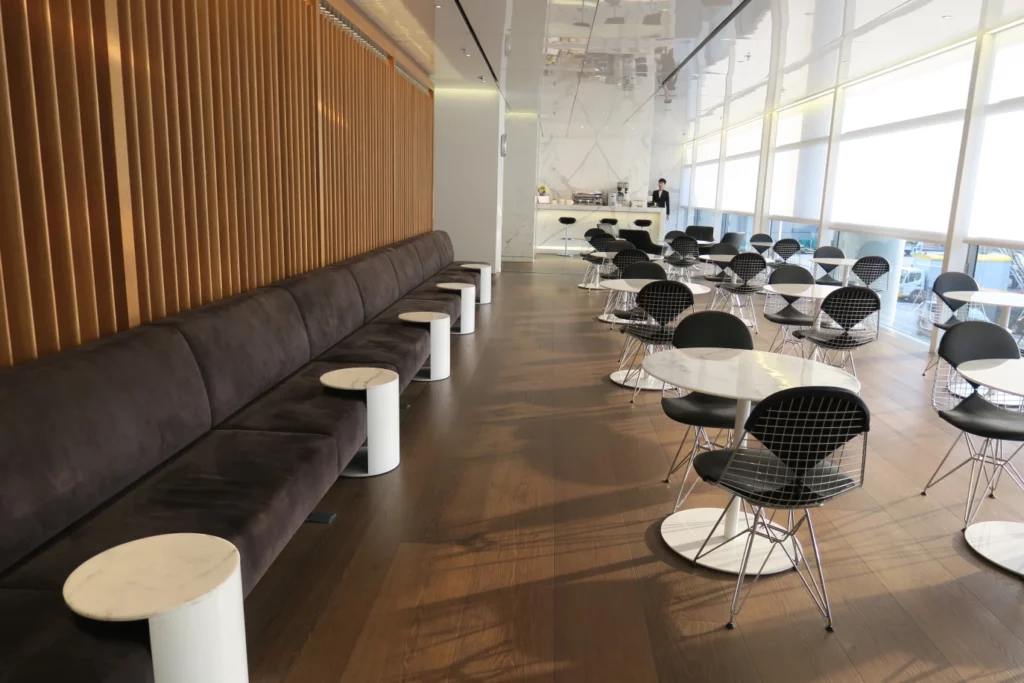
[
  {"x1": 958, "y1": 358, "x2": 1024, "y2": 397},
  {"x1": 460, "y1": 263, "x2": 491, "y2": 270},
  {"x1": 63, "y1": 533, "x2": 239, "y2": 622},
  {"x1": 763, "y1": 283, "x2": 840, "y2": 299},
  {"x1": 398, "y1": 311, "x2": 449, "y2": 324},
  {"x1": 600, "y1": 278, "x2": 710, "y2": 295},
  {"x1": 591, "y1": 251, "x2": 664, "y2": 261},
  {"x1": 436, "y1": 282, "x2": 474, "y2": 291},
  {"x1": 700, "y1": 254, "x2": 737, "y2": 263},
  {"x1": 320, "y1": 367, "x2": 399, "y2": 390},
  {"x1": 944, "y1": 290, "x2": 1024, "y2": 307},
  {"x1": 642, "y1": 347, "x2": 861, "y2": 401},
  {"x1": 812, "y1": 257, "x2": 858, "y2": 266},
  {"x1": 663, "y1": 240, "x2": 715, "y2": 246}
]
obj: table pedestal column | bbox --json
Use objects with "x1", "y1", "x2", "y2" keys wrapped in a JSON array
[
  {"x1": 428, "y1": 317, "x2": 451, "y2": 380},
  {"x1": 456, "y1": 287, "x2": 475, "y2": 335},
  {"x1": 477, "y1": 265, "x2": 492, "y2": 304},
  {"x1": 149, "y1": 566, "x2": 248, "y2": 683}
]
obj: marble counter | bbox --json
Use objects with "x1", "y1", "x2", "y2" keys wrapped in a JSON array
[{"x1": 535, "y1": 205, "x2": 667, "y2": 253}]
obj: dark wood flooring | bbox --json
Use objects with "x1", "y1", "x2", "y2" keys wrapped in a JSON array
[{"x1": 245, "y1": 256, "x2": 1024, "y2": 682}]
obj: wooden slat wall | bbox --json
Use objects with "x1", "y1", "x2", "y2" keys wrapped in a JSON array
[{"x1": 0, "y1": 0, "x2": 434, "y2": 368}]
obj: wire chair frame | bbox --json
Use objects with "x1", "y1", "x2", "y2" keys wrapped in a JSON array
[
  {"x1": 763, "y1": 265, "x2": 816, "y2": 355},
  {"x1": 921, "y1": 272, "x2": 981, "y2": 375},
  {"x1": 801, "y1": 286, "x2": 881, "y2": 377},
  {"x1": 924, "y1": 321, "x2": 1024, "y2": 524},
  {"x1": 599, "y1": 251, "x2": 653, "y2": 323},
  {"x1": 771, "y1": 238, "x2": 801, "y2": 265},
  {"x1": 664, "y1": 230, "x2": 684, "y2": 243},
  {"x1": 665, "y1": 235, "x2": 701, "y2": 282},
  {"x1": 813, "y1": 246, "x2": 845, "y2": 285},
  {"x1": 618, "y1": 281, "x2": 695, "y2": 402},
  {"x1": 698, "y1": 387, "x2": 870, "y2": 631},
  {"x1": 702, "y1": 243, "x2": 740, "y2": 283},
  {"x1": 579, "y1": 234, "x2": 617, "y2": 288},
  {"x1": 603, "y1": 263, "x2": 667, "y2": 325},
  {"x1": 710, "y1": 253, "x2": 768, "y2": 332},
  {"x1": 749, "y1": 233, "x2": 774, "y2": 255},
  {"x1": 848, "y1": 256, "x2": 890, "y2": 292}
]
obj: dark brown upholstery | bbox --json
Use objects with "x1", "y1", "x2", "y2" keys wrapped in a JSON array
[
  {"x1": 383, "y1": 242, "x2": 425, "y2": 295},
  {"x1": 157, "y1": 289, "x2": 310, "y2": 425},
  {"x1": 274, "y1": 265, "x2": 364, "y2": 358},
  {"x1": 347, "y1": 251, "x2": 402, "y2": 321},
  {"x1": 411, "y1": 235, "x2": 442, "y2": 276},
  {"x1": 0, "y1": 326, "x2": 210, "y2": 575},
  {"x1": 374, "y1": 296, "x2": 462, "y2": 325}
]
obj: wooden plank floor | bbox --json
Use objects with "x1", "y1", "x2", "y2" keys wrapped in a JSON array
[{"x1": 245, "y1": 256, "x2": 1024, "y2": 682}]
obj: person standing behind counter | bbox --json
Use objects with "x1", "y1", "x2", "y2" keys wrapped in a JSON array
[{"x1": 652, "y1": 178, "x2": 670, "y2": 216}]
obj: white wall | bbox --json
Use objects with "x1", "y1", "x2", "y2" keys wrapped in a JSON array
[
  {"x1": 433, "y1": 89, "x2": 504, "y2": 268},
  {"x1": 501, "y1": 115, "x2": 539, "y2": 261}
]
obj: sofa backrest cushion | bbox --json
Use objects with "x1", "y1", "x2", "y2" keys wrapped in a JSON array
[
  {"x1": 433, "y1": 231, "x2": 455, "y2": 264},
  {"x1": 383, "y1": 242, "x2": 425, "y2": 295},
  {"x1": 0, "y1": 327, "x2": 210, "y2": 574},
  {"x1": 276, "y1": 266, "x2": 364, "y2": 357},
  {"x1": 158, "y1": 289, "x2": 310, "y2": 424},
  {"x1": 411, "y1": 234, "x2": 442, "y2": 276},
  {"x1": 347, "y1": 251, "x2": 401, "y2": 321}
]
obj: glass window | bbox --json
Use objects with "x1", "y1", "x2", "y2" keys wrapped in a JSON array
[
  {"x1": 721, "y1": 120, "x2": 763, "y2": 213},
  {"x1": 772, "y1": 219, "x2": 819, "y2": 269},
  {"x1": 968, "y1": 247, "x2": 1024, "y2": 338},
  {"x1": 692, "y1": 208, "x2": 715, "y2": 229},
  {"x1": 692, "y1": 133, "x2": 720, "y2": 210},
  {"x1": 722, "y1": 213, "x2": 754, "y2": 248},
  {"x1": 770, "y1": 92, "x2": 833, "y2": 221}
]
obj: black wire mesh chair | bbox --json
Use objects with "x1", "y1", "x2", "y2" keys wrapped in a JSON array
[
  {"x1": 579, "y1": 234, "x2": 617, "y2": 288},
  {"x1": 794, "y1": 287, "x2": 881, "y2": 376},
  {"x1": 609, "y1": 263, "x2": 668, "y2": 324},
  {"x1": 662, "y1": 312, "x2": 753, "y2": 512},
  {"x1": 710, "y1": 253, "x2": 768, "y2": 332},
  {"x1": 664, "y1": 235, "x2": 701, "y2": 282},
  {"x1": 600, "y1": 250, "x2": 652, "y2": 323},
  {"x1": 690, "y1": 387, "x2": 869, "y2": 631},
  {"x1": 813, "y1": 246, "x2": 845, "y2": 286},
  {"x1": 768, "y1": 238, "x2": 801, "y2": 270},
  {"x1": 922, "y1": 272, "x2": 980, "y2": 376},
  {"x1": 702, "y1": 243, "x2": 740, "y2": 284},
  {"x1": 924, "y1": 321, "x2": 1024, "y2": 525},
  {"x1": 619, "y1": 229, "x2": 665, "y2": 256},
  {"x1": 618, "y1": 281, "x2": 695, "y2": 401},
  {"x1": 584, "y1": 227, "x2": 610, "y2": 238},
  {"x1": 848, "y1": 256, "x2": 890, "y2": 292},
  {"x1": 664, "y1": 230, "x2": 684, "y2": 243},
  {"x1": 764, "y1": 265, "x2": 816, "y2": 355},
  {"x1": 750, "y1": 233, "x2": 774, "y2": 256},
  {"x1": 720, "y1": 232, "x2": 745, "y2": 250}
]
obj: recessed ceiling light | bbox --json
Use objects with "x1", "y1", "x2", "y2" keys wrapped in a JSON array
[
  {"x1": 941, "y1": 14, "x2": 951, "y2": 19},
  {"x1": 435, "y1": 3, "x2": 441, "y2": 7}
]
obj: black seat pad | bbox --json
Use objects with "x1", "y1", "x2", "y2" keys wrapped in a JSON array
[
  {"x1": 694, "y1": 449, "x2": 855, "y2": 508},
  {"x1": 764, "y1": 308, "x2": 814, "y2": 326},
  {"x1": 939, "y1": 392, "x2": 1024, "y2": 441},
  {"x1": 661, "y1": 393, "x2": 738, "y2": 430}
]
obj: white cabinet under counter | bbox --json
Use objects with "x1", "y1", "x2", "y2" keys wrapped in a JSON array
[{"x1": 534, "y1": 205, "x2": 666, "y2": 255}]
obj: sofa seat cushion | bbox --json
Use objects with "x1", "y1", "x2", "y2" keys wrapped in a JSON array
[
  {"x1": 1, "y1": 430, "x2": 337, "y2": 596},
  {"x1": 373, "y1": 296, "x2": 462, "y2": 325},
  {"x1": 317, "y1": 323, "x2": 429, "y2": 389},
  {"x1": 0, "y1": 589, "x2": 152, "y2": 683},
  {"x1": 218, "y1": 363, "x2": 370, "y2": 471}
]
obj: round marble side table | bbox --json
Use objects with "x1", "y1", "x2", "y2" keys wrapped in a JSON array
[
  {"x1": 437, "y1": 282, "x2": 476, "y2": 334},
  {"x1": 460, "y1": 263, "x2": 492, "y2": 304},
  {"x1": 321, "y1": 367, "x2": 400, "y2": 477},
  {"x1": 63, "y1": 533, "x2": 248, "y2": 683},
  {"x1": 398, "y1": 311, "x2": 451, "y2": 381}
]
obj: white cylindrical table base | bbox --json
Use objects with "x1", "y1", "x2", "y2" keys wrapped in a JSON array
[
  {"x1": 399, "y1": 312, "x2": 451, "y2": 381},
  {"x1": 63, "y1": 534, "x2": 249, "y2": 683},
  {"x1": 609, "y1": 369, "x2": 664, "y2": 391},
  {"x1": 437, "y1": 283, "x2": 475, "y2": 334},
  {"x1": 320, "y1": 367, "x2": 401, "y2": 477},
  {"x1": 461, "y1": 263, "x2": 492, "y2": 304}
]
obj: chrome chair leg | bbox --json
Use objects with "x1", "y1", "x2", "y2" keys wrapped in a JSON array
[{"x1": 921, "y1": 431, "x2": 966, "y2": 494}]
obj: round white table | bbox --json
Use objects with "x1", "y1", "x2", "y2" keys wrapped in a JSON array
[
  {"x1": 700, "y1": 254, "x2": 736, "y2": 263},
  {"x1": 598, "y1": 279, "x2": 710, "y2": 324},
  {"x1": 812, "y1": 257, "x2": 858, "y2": 285},
  {"x1": 321, "y1": 367, "x2": 400, "y2": 477},
  {"x1": 64, "y1": 534, "x2": 248, "y2": 683},
  {"x1": 958, "y1": 357, "x2": 1024, "y2": 577},
  {"x1": 643, "y1": 348, "x2": 861, "y2": 575},
  {"x1": 399, "y1": 311, "x2": 451, "y2": 381},
  {"x1": 460, "y1": 263, "x2": 492, "y2": 304},
  {"x1": 762, "y1": 283, "x2": 839, "y2": 299},
  {"x1": 944, "y1": 290, "x2": 1024, "y2": 329},
  {"x1": 437, "y1": 282, "x2": 476, "y2": 334}
]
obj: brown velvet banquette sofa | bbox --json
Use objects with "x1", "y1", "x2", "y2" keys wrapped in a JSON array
[{"x1": 0, "y1": 231, "x2": 478, "y2": 682}]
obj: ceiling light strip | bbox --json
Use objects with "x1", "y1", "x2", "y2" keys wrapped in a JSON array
[
  {"x1": 397, "y1": 64, "x2": 430, "y2": 95},
  {"x1": 565, "y1": 0, "x2": 602, "y2": 131},
  {"x1": 319, "y1": 0, "x2": 387, "y2": 60}
]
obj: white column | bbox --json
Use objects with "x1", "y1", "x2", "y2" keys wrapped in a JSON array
[
  {"x1": 365, "y1": 378, "x2": 400, "y2": 476},
  {"x1": 149, "y1": 566, "x2": 248, "y2": 683},
  {"x1": 429, "y1": 316, "x2": 451, "y2": 380}
]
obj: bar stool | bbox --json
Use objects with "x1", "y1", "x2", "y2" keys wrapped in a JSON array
[
  {"x1": 634, "y1": 219, "x2": 653, "y2": 229},
  {"x1": 558, "y1": 216, "x2": 577, "y2": 257}
]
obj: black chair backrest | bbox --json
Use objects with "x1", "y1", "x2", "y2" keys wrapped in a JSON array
[
  {"x1": 750, "y1": 233, "x2": 773, "y2": 254},
  {"x1": 605, "y1": 239, "x2": 634, "y2": 253},
  {"x1": 728, "y1": 253, "x2": 768, "y2": 284},
  {"x1": 634, "y1": 219, "x2": 653, "y2": 228},
  {"x1": 709, "y1": 242, "x2": 740, "y2": 257},
  {"x1": 933, "y1": 271, "x2": 978, "y2": 312},
  {"x1": 612, "y1": 249, "x2": 649, "y2": 269},
  {"x1": 814, "y1": 246, "x2": 844, "y2": 259},
  {"x1": 938, "y1": 320, "x2": 1019, "y2": 369},
  {"x1": 559, "y1": 216, "x2": 577, "y2": 225},
  {"x1": 590, "y1": 234, "x2": 615, "y2": 250},
  {"x1": 584, "y1": 227, "x2": 609, "y2": 238},
  {"x1": 670, "y1": 235, "x2": 699, "y2": 260},
  {"x1": 623, "y1": 262, "x2": 667, "y2": 280},
  {"x1": 851, "y1": 256, "x2": 890, "y2": 289},
  {"x1": 599, "y1": 218, "x2": 619, "y2": 226},
  {"x1": 721, "y1": 232, "x2": 745, "y2": 249},
  {"x1": 744, "y1": 386, "x2": 870, "y2": 487},
  {"x1": 619, "y1": 229, "x2": 661, "y2": 254},
  {"x1": 769, "y1": 264, "x2": 814, "y2": 285},
  {"x1": 821, "y1": 286, "x2": 881, "y2": 331},
  {"x1": 685, "y1": 225, "x2": 714, "y2": 242},
  {"x1": 664, "y1": 230, "x2": 684, "y2": 242},
  {"x1": 671, "y1": 310, "x2": 753, "y2": 350},
  {"x1": 773, "y1": 238, "x2": 801, "y2": 262},
  {"x1": 636, "y1": 281, "x2": 695, "y2": 325}
]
